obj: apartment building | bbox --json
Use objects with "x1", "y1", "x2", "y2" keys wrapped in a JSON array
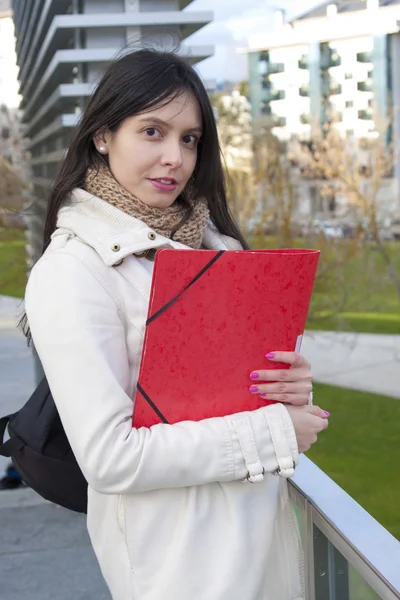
[
  {"x1": 11, "y1": 0, "x2": 214, "y2": 262},
  {"x1": 246, "y1": 0, "x2": 400, "y2": 218}
]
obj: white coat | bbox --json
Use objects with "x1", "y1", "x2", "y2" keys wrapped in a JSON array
[{"x1": 25, "y1": 189, "x2": 304, "y2": 600}]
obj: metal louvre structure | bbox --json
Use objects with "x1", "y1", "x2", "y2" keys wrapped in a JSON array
[{"x1": 11, "y1": 0, "x2": 213, "y2": 263}]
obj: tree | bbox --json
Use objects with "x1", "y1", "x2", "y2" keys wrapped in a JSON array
[
  {"x1": 293, "y1": 125, "x2": 400, "y2": 300},
  {"x1": 213, "y1": 91, "x2": 254, "y2": 224},
  {"x1": 248, "y1": 122, "x2": 366, "y2": 326},
  {"x1": 252, "y1": 123, "x2": 298, "y2": 248},
  {"x1": 0, "y1": 155, "x2": 26, "y2": 228},
  {"x1": 238, "y1": 80, "x2": 249, "y2": 99}
]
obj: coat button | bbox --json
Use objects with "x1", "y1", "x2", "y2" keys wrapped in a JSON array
[
  {"x1": 111, "y1": 243, "x2": 120, "y2": 252},
  {"x1": 148, "y1": 232, "x2": 156, "y2": 241}
]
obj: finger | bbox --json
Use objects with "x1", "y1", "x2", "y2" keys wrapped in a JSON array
[
  {"x1": 258, "y1": 393, "x2": 310, "y2": 406},
  {"x1": 265, "y1": 352, "x2": 310, "y2": 368},
  {"x1": 250, "y1": 381, "x2": 312, "y2": 396},
  {"x1": 306, "y1": 405, "x2": 330, "y2": 419},
  {"x1": 319, "y1": 417, "x2": 329, "y2": 431},
  {"x1": 250, "y1": 368, "x2": 312, "y2": 383}
]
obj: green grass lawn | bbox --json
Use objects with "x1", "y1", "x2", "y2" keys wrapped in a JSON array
[
  {"x1": 0, "y1": 228, "x2": 27, "y2": 298},
  {"x1": 307, "y1": 311, "x2": 400, "y2": 335},
  {"x1": 308, "y1": 382, "x2": 400, "y2": 541}
]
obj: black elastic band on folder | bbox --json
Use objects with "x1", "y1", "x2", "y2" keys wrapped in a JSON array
[
  {"x1": 146, "y1": 250, "x2": 225, "y2": 325},
  {"x1": 137, "y1": 383, "x2": 169, "y2": 424},
  {"x1": 137, "y1": 250, "x2": 225, "y2": 422}
]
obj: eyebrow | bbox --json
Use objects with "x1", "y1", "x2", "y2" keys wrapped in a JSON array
[{"x1": 138, "y1": 116, "x2": 203, "y2": 134}]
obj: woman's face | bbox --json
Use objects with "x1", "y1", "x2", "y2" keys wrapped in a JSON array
[{"x1": 94, "y1": 92, "x2": 203, "y2": 209}]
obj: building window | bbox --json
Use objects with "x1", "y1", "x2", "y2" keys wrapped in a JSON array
[
  {"x1": 345, "y1": 73, "x2": 353, "y2": 80},
  {"x1": 345, "y1": 101, "x2": 354, "y2": 108},
  {"x1": 368, "y1": 98, "x2": 373, "y2": 108}
]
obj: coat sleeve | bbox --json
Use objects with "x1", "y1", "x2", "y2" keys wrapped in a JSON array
[{"x1": 25, "y1": 250, "x2": 298, "y2": 495}]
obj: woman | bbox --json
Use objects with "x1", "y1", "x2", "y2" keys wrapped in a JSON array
[{"x1": 25, "y1": 49, "x2": 329, "y2": 600}]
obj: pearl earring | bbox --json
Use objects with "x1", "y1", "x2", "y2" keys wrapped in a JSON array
[{"x1": 99, "y1": 146, "x2": 106, "y2": 153}]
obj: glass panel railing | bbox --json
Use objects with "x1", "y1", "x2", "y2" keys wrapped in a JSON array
[
  {"x1": 349, "y1": 564, "x2": 381, "y2": 600},
  {"x1": 289, "y1": 456, "x2": 400, "y2": 600}
]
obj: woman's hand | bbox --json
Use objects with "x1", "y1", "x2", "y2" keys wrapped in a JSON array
[
  {"x1": 249, "y1": 351, "x2": 313, "y2": 406},
  {"x1": 285, "y1": 405, "x2": 329, "y2": 453}
]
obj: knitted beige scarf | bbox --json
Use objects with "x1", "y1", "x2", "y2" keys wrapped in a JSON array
[{"x1": 85, "y1": 165, "x2": 210, "y2": 249}]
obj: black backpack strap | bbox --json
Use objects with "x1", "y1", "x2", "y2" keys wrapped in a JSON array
[
  {"x1": 0, "y1": 415, "x2": 25, "y2": 458},
  {"x1": 0, "y1": 415, "x2": 11, "y2": 444}
]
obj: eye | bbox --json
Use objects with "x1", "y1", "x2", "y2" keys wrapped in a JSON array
[
  {"x1": 144, "y1": 127, "x2": 162, "y2": 138},
  {"x1": 182, "y1": 134, "x2": 199, "y2": 147}
]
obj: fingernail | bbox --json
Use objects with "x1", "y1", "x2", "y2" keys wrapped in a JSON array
[
  {"x1": 249, "y1": 385, "x2": 259, "y2": 393},
  {"x1": 250, "y1": 372, "x2": 259, "y2": 380},
  {"x1": 324, "y1": 411, "x2": 330, "y2": 416},
  {"x1": 265, "y1": 353, "x2": 275, "y2": 359},
  {"x1": 260, "y1": 393, "x2": 267, "y2": 398}
]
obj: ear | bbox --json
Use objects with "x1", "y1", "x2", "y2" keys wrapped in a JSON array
[{"x1": 93, "y1": 129, "x2": 110, "y2": 155}]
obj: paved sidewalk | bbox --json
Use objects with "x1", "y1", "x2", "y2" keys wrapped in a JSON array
[
  {"x1": 301, "y1": 330, "x2": 400, "y2": 399},
  {"x1": 0, "y1": 489, "x2": 110, "y2": 600},
  {"x1": 0, "y1": 298, "x2": 35, "y2": 477},
  {"x1": 0, "y1": 297, "x2": 109, "y2": 599}
]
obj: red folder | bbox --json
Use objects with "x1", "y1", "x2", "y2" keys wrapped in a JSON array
[{"x1": 133, "y1": 249, "x2": 320, "y2": 428}]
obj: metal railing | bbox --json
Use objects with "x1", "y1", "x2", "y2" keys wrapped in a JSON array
[{"x1": 289, "y1": 456, "x2": 400, "y2": 600}]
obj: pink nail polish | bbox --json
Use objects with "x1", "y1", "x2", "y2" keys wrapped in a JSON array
[
  {"x1": 250, "y1": 372, "x2": 259, "y2": 380},
  {"x1": 249, "y1": 385, "x2": 258, "y2": 393},
  {"x1": 265, "y1": 353, "x2": 275, "y2": 359},
  {"x1": 260, "y1": 393, "x2": 267, "y2": 398},
  {"x1": 324, "y1": 411, "x2": 330, "y2": 416}
]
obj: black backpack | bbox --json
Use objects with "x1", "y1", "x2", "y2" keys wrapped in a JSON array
[{"x1": 0, "y1": 377, "x2": 87, "y2": 513}]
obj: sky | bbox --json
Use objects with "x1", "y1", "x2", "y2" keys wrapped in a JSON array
[{"x1": 186, "y1": 0, "x2": 322, "y2": 82}]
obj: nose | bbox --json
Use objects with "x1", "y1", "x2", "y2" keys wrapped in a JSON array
[{"x1": 160, "y1": 138, "x2": 183, "y2": 169}]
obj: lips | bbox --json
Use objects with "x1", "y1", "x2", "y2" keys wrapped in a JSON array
[
  {"x1": 148, "y1": 178, "x2": 178, "y2": 192},
  {"x1": 150, "y1": 177, "x2": 177, "y2": 184}
]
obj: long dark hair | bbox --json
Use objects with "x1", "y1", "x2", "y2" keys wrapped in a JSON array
[
  {"x1": 22, "y1": 48, "x2": 248, "y2": 340},
  {"x1": 42, "y1": 48, "x2": 248, "y2": 252}
]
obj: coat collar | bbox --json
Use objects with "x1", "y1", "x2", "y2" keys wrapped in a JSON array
[{"x1": 53, "y1": 188, "x2": 242, "y2": 266}]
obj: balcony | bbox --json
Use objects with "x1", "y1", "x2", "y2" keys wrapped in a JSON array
[
  {"x1": 320, "y1": 51, "x2": 341, "y2": 69},
  {"x1": 299, "y1": 85, "x2": 310, "y2": 97},
  {"x1": 262, "y1": 87, "x2": 286, "y2": 102},
  {"x1": 359, "y1": 108, "x2": 374, "y2": 120},
  {"x1": 321, "y1": 81, "x2": 342, "y2": 97},
  {"x1": 290, "y1": 457, "x2": 400, "y2": 600},
  {"x1": 357, "y1": 51, "x2": 373, "y2": 63},
  {"x1": 300, "y1": 113, "x2": 311, "y2": 124},
  {"x1": 260, "y1": 102, "x2": 272, "y2": 116},
  {"x1": 265, "y1": 62, "x2": 284, "y2": 75},
  {"x1": 358, "y1": 80, "x2": 373, "y2": 92},
  {"x1": 298, "y1": 55, "x2": 308, "y2": 69}
]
